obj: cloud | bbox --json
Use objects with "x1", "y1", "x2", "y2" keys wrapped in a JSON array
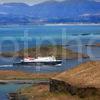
[
  {"x1": 0, "y1": 0, "x2": 65, "y2": 5},
  {"x1": 81, "y1": 13, "x2": 91, "y2": 16},
  {"x1": 80, "y1": 13, "x2": 100, "y2": 17},
  {"x1": 0, "y1": 12, "x2": 8, "y2": 15},
  {"x1": 94, "y1": 0, "x2": 100, "y2": 2}
]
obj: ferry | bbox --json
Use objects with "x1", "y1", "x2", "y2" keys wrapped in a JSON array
[{"x1": 13, "y1": 56, "x2": 62, "y2": 66}]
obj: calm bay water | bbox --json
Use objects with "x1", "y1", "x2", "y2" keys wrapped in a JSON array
[
  {"x1": 0, "y1": 83, "x2": 30, "y2": 100},
  {"x1": 0, "y1": 24, "x2": 100, "y2": 99},
  {"x1": 0, "y1": 24, "x2": 100, "y2": 52}
]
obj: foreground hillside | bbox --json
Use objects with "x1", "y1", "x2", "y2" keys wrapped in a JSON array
[
  {"x1": 52, "y1": 61, "x2": 100, "y2": 88},
  {"x1": 17, "y1": 61, "x2": 100, "y2": 100}
]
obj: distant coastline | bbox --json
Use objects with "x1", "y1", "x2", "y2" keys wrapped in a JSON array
[
  {"x1": 0, "y1": 23, "x2": 100, "y2": 27},
  {"x1": 44, "y1": 23, "x2": 100, "y2": 26}
]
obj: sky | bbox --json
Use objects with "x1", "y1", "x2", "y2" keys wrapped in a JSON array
[{"x1": 0, "y1": 0, "x2": 99, "y2": 5}]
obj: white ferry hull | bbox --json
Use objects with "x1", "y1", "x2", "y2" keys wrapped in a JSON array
[{"x1": 13, "y1": 60, "x2": 62, "y2": 66}]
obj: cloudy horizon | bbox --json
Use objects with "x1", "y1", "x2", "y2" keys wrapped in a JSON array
[
  {"x1": 0, "y1": 0, "x2": 99, "y2": 5},
  {"x1": 0, "y1": 0, "x2": 65, "y2": 5}
]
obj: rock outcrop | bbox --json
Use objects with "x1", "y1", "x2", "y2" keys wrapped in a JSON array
[{"x1": 50, "y1": 61, "x2": 100, "y2": 98}]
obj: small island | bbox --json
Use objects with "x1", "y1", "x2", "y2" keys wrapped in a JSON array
[
  {"x1": 85, "y1": 43, "x2": 100, "y2": 47},
  {"x1": 0, "y1": 45, "x2": 89, "y2": 59}
]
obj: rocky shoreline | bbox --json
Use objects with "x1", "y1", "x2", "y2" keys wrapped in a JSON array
[
  {"x1": 10, "y1": 80, "x2": 100, "y2": 100},
  {"x1": 0, "y1": 70, "x2": 57, "y2": 100},
  {"x1": 0, "y1": 79, "x2": 49, "y2": 84}
]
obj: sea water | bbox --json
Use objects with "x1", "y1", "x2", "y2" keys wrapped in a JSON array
[
  {"x1": 0, "y1": 25, "x2": 100, "y2": 99},
  {"x1": 0, "y1": 25, "x2": 99, "y2": 72},
  {"x1": 0, "y1": 25, "x2": 100, "y2": 52},
  {"x1": 0, "y1": 83, "x2": 30, "y2": 100}
]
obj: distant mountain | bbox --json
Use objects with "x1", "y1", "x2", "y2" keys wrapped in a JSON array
[{"x1": 0, "y1": 0, "x2": 100, "y2": 24}]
